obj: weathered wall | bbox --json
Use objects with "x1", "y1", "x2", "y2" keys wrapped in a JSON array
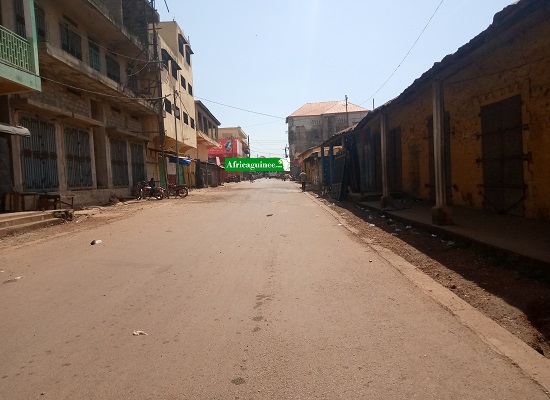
[
  {"x1": 289, "y1": 111, "x2": 368, "y2": 159},
  {"x1": 355, "y1": 9, "x2": 550, "y2": 220}
]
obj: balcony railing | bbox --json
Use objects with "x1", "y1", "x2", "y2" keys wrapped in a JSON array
[{"x1": 0, "y1": 25, "x2": 33, "y2": 73}]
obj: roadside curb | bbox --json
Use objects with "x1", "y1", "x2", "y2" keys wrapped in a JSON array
[{"x1": 304, "y1": 191, "x2": 550, "y2": 394}]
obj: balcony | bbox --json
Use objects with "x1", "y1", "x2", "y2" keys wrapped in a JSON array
[{"x1": 0, "y1": 25, "x2": 41, "y2": 94}]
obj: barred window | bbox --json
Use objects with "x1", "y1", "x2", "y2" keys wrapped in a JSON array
[
  {"x1": 60, "y1": 22, "x2": 82, "y2": 60},
  {"x1": 89, "y1": 40, "x2": 100, "y2": 71},
  {"x1": 106, "y1": 55, "x2": 120, "y2": 82}
]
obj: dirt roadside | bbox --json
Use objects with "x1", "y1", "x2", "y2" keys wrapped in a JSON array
[{"x1": 316, "y1": 196, "x2": 550, "y2": 359}]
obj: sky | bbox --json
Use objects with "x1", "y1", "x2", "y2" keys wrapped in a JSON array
[{"x1": 157, "y1": 0, "x2": 515, "y2": 159}]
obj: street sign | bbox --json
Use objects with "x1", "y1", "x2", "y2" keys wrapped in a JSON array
[{"x1": 225, "y1": 158, "x2": 289, "y2": 172}]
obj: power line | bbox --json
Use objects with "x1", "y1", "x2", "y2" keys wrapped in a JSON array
[
  {"x1": 195, "y1": 96, "x2": 285, "y2": 119},
  {"x1": 359, "y1": 0, "x2": 445, "y2": 107}
]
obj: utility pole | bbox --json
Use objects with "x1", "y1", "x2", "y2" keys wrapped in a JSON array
[
  {"x1": 173, "y1": 87, "x2": 180, "y2": 185},
  {"x1": 150, "y1": 0, "x2": 167, "y2": 188},
  {"x1": 345, "y1": 94, "x2": 349, "y2": 127}
]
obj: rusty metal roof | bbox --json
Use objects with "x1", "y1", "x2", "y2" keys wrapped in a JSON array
[{"x1": 287, "y1": 101, "x2": 368, "y2": 118}]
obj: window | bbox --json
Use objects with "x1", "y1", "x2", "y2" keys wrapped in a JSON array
[
  {"x1": 14, "y1": 0, "x2": 26, "y2": 37},
  {"x1": 161, "y1": 49, "x2": 170, "y2": 70},
  {"x1": 60, "y1": 22, "x2": 82, "y2": 60},
  {"x1": 180, "y1": 76, "x2": 186, "y2": 92},
  {"x1": 89, "y1": 39, "x2": 100, "y2": 71},
  {"x1": 190, "y1": 118, "x2": 195, "y2": 129},
  {"x1": 178, "y1": 35, "x2": 185, "y2": 56},
  {"x1": 187, "y1": 83, "x2": 193, "y2": 96},
  {"x1": 171, "y1": 60, "x2": 179, "y2": 79},
  {"x1": 183, "y1": 112, "x2": 188, "y2": 124},
  {"x1": 185, "y1": 46, "x2": 192, "y2": 66},
  {"x1": 106, "y1": 55, "x2": 120, "y2": 82},
  {"x1": 34, "y1": 3, "x2": 46, "y2": 41},
  {"x1": 127, "y1": 65, "x2": 138, "y2": 91},
  {"x1": 174, "y1": 106, "x2": 180, "y2": 119},
  {"x1": 164, "y1": 99, "x2": 172, "y2": 114}
]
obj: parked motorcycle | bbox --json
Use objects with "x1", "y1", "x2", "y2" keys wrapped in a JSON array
[
  {"x1": 167, "y1": 183, "x2": 189, "y2": 198},
  {"x1": 226, "y1": 174, "x2": 240, "y2": 183},
  {"x1": 136, "y1": 181, "x2": 165, "y2": 200}
]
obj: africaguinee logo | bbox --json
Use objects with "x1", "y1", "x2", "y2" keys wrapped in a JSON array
[{"x1": 225, "y1": 158, "x2": 287, "y2": 172}]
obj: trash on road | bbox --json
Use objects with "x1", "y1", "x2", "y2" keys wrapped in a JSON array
[
  {"x1": 90, "y1": 239, "x2": 102, "y2": 245},
  {"x1": 266, "y1": 214, "x2": 273, "y2": 217},
  {"x1": 133, "y1": 330, "x2": 148, "y2": 336}
]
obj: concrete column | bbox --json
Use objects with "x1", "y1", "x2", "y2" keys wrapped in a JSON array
[
  {"x1": 432, "y1": 80, "x2": 453, "y2": 225},
  {"x1": 380, "y1": 113, "x2": 392, "y2": 208}
]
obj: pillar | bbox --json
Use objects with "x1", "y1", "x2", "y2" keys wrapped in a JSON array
[{"x1": 432, "y1": 80, "x2": 453, "y2": 225}]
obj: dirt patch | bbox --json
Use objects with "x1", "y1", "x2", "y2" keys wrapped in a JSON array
[{"x1": 321, "y1": 197, "x2": 550, "y2": 358}]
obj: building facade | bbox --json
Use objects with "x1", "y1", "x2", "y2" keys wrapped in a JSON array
[
  {"x1": 334, "y1": 0, "x2": 550, "y2": 225},
  {"x1": 0, "y1": 0, "x2": 42, "y2": 211},
  {"x1": 286, "y1": 101, "x2": 369, "y2": 162},
  {"x1": 155, "y1": 21, "x2": 197, "y2": 186},
  {"x1": 1, "y1": 0, "x2": 161, "y2": 210}
]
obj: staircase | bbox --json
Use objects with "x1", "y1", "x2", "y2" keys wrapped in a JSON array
[{"x1": 0, "y1": 211, "x2": 68, "y2": 239}]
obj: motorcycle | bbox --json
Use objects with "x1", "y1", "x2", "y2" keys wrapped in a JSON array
[
  {"x1": 226, "y1": 174, "x2": 239, "y2": 183},
  {"x1": 136, "y1": 181, "x2": 165, "y2": 200},
  {"x1": 167, "y1": 183, "x2": 189, "y2": 198}
]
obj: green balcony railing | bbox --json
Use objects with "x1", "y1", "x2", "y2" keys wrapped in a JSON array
[{"x1": 0, "y1": 25, "x2": 33, "y2": 73}]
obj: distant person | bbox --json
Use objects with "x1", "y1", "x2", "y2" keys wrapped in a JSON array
[
  {"x1": 148, "y1": 177, "x2": 155, "y2": 197},
  {"x1": 299, "y1": 171, "x2": 307, "y2": 192}
]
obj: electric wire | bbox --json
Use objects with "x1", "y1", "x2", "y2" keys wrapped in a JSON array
[
  {"x1": 359, "y1": 0, "x2": 445, "y2": 107},
  {"x1": 194, "y1": 96, "x2": 285, "y2": 119}
]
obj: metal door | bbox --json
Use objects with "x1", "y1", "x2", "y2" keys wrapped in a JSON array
[
  {"x1": 480, "y1": 95, "x2": 524, "y2": 215},
  {"x1": 20, "y1": 115, "x2": 59, "y2": 191},
  {"x1": 364, "y1": 131, "x2": 382, "y2": 192},
  {"x1": 0, "y1": 133, "x2": 13, "y2": 211},
  {"x1": 130, "y1": 143, "x2": 145, "y2": 184},
  {"x1": 65, "y1": 127, "x2": 92, "y2": 189},
  {"x1": 110, "y1": 138, "x2": 129, "y2": 187}
]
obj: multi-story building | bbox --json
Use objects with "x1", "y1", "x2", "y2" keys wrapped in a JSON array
[
  {"x1": 0, "y1": 0, "x2": 42, "y2": 211},
  {"x1": 286, "y1": 101, "x2": 369, "y2": 161},
  {"x1": 195, "y1": 100, "x2": 220, "y2": 161},
  {"x1": 1, "y1": 0, "x2": 161, "y2": 210},
  {"x1": 209, "y1": 126, "x2": 249, "y2": 162},
  {"x1": 156, "y1": 20, "x2": 196, "y2": 186}
]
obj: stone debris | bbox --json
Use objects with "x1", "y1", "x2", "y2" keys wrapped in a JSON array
[{"x1": 133, "y1": 330, "x2": 148, "y2": 336}]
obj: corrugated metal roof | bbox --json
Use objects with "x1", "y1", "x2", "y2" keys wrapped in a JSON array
[{"x1": 288, "y1": 101, "x2": 368, "y2": 118}]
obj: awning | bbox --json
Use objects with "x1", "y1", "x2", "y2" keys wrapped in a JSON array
[
  {"x1": 0, "y1": 122, "x2": 30, "y2": 137},
  {"x1": 168, "y1": 156, "x2": 191, "y2": 166}
]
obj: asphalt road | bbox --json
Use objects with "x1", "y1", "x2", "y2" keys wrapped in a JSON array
[{"x1": 0, "y1": 179, "x2": 547, "y2": 399}]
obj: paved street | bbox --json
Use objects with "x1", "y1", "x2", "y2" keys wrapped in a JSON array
[{"x1": 0, "y1": 179, "x2": 548, "y2": 399}]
